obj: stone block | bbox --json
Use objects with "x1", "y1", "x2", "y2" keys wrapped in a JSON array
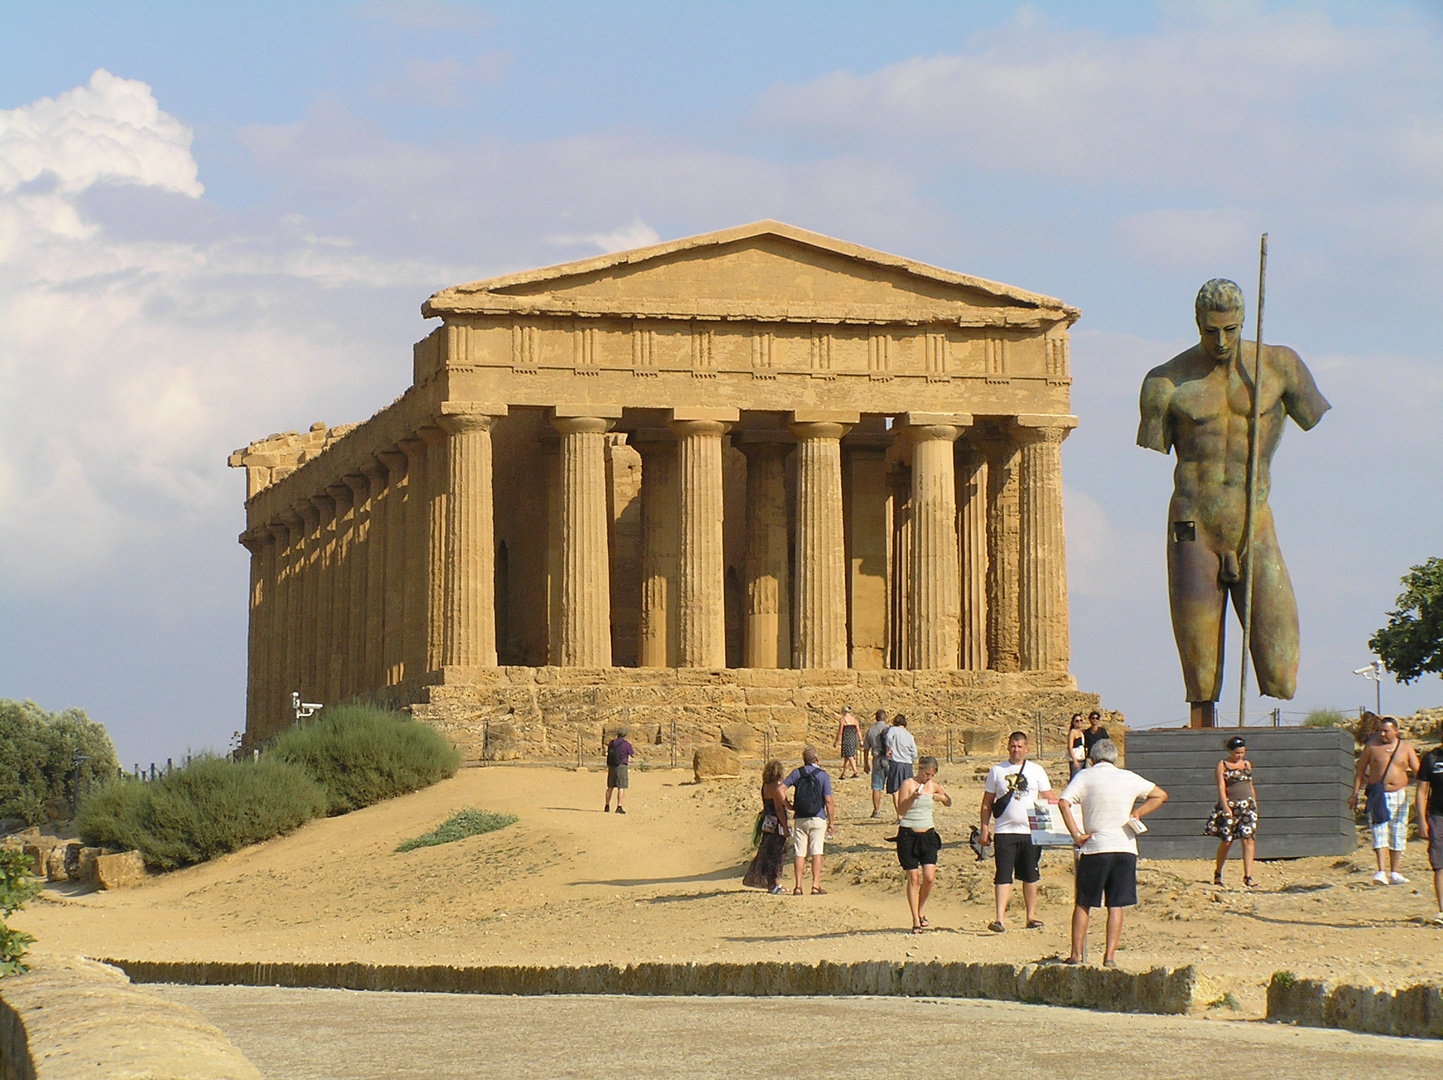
[
  {"x1": 73, "y1": 846, "x2": 105, "y2": 886},
  {"x1": 693, "y1": 745, "x2": 741, "y2": 781},
  {"x1": 963, "y1": 729, "x2": 1008, "y2": 757},
  {"x1": 719, "y1": 724, "x2": 758, "y2": 752},
  {"x1": 94, "y1": 850, "x2": 148, "y2": 890},
  {"x1": 44, "y1": 845, "x2": 69, "y2": 882},
  {"x1": 62, "y1": 841, "x2": 82, "y2": 880}
]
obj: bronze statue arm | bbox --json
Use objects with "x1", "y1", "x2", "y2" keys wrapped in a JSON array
[
  {"x1": 1277, "y1": 346, "x2": 1331, "y2": 431},
  {"x1": 1137, "y1": 371, "x2": 1175, "y2": 454}
]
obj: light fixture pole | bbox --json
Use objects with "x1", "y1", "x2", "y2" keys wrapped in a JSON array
[{"x1": 1352, "y1": 660, "x2": 1382, "y2": 715}]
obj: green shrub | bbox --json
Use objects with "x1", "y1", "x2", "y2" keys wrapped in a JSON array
[
  {"x1": 270, "y1": 705, "x2": 460, "y2": 815},
  {"x1": 1302, "y1": 708, "x2": 1347, "y2": 728},
  {"x1": 396, "y1": 809, "x2": 517, "y2": 852},
  {"x1": 75, "y1": 756, "x2": 326, "y2": 870},
  {"x1": 0, "y1": 848, "x2": 41, "y2": 976},
  {"x1": 0, "y1": 700, "x2": 119, "y2": 824}
]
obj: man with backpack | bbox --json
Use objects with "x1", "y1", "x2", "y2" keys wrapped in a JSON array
[
  {"x1": 782, "y1": 746, "x2": 836, "y2": 895},
  {"x1": 604, "y1": 726, "x2": 635, "y2": 814}
]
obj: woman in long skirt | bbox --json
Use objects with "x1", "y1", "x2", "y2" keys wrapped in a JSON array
[{"x1": 744, "y1": 759, "x2": 791, "y2": 893}]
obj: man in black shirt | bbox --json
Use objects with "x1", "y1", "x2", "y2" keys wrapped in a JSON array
[
  {"x1": 1417, "y1": 736, "x2": 1443, "y2": 925},
  {"x1": 1082, "y1": 711, "x2": 1111, "y2": 764}
]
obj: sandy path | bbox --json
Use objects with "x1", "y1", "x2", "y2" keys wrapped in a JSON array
[{"x1": 18, "y1": 760, "x2": 1443, "y2": 1016}]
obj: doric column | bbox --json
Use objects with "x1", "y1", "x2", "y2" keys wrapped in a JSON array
[
  {"x1": 901, "y1": 413, "x2": 969, "y2": 669},
  {"x1": 844, "y1": 440, "x2": 889, "y2": 670},
  {"x1": 1017, "y1": 415, "x2": 1077, "y2": 672},
  {"x1": 308, "y1": 493, "x2": 336, "y2": 701},
  {"x1": 265, "y1": 521, "x2": 291, "y2": 736},
  {"x1": 240, "y1": 529, "x2": 267, "y2": 740},
  {"x1": 376, "y1": 448, "x2": 409, "y2": 685},
  {"x1": 277, "y1": 509, "x2": 304, "y2": 712},
  {"x1": 400, "y1": 436, "x2": 430, "y2": 681},
  {"x1": 358, "y1": 458, "x2": 389, "y2": 690},
  {"x1": 669, "y1": 408, "x2": 736, "y2": 668},
  {"x1": 438, "y1": 403, "x2": 506, "y2": 668},
  {"x1": 326, "y1": 483, "x2": 354, "y2": 702},
  {"x1": 887, "y1": 463, "x2": 911, "y2": 669},
  {"x1": 551, "y1": 409, "x2": 616, "y2": 667},
  {"x1": 789, "y1": 411, "x2": 856, "y2": 669},
  {"x1": 417, "y1": 426, "x2": 449, "y2": 673},
  {"x1": 737, "y1": 435, "x2": 791, "y2": 669},
  {"x1": 983, "y1": 430, "x2": 1022, "y2": 673},
  {"x1": 632, "y1": 429, "x2": 678, "y2": 668},
  {"x1": 956, "y1": 439, "x2": 989, "y2": 671},
  {"x1": 341, "y1": 473, "x2": 371, "y2": 698},
  {"x1": 296, "y1": 500, "x2": 321, "y2": 700}
]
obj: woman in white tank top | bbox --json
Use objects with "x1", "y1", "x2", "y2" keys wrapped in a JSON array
[{"x1": 894, "y1": 756, "x2": 952, "y2": 934}]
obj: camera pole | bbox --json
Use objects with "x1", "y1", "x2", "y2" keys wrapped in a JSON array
[{"x1": 1237, "y1": 233, "x2": 1268, "y2": 728}]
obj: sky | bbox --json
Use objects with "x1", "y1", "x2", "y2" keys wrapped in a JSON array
[{"x1": 1, "y1": 1, "x2": 1440, "y2": 766}]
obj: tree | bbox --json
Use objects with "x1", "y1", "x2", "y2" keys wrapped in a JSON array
[
  {"x1": 0, "y1": 700, "x2": 119, "y2": 824},
  {"x1": 1369, "y1": 557, "x2": 1443, "y2": 684}
]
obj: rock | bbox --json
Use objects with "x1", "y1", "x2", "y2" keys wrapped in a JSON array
[
  {"x1": 20, "y1": 843, "x2": 49, "y2": 876},
  {"x1": 0, "y1": 816, "x2": 28, "y2": 836},
  {"x1": 73, "y1": 845, "x2": 105, "y2": 886},
  {"x1": 719, "y1": 724, "x2": 758, "y2": 752},
  {"x1": 693, "y1": 745, "x2": 741, "y2": 781},
  {"x1": 94, "y1": 850, "x2": 147, "y2": 890},
  {"x1": 45, "y1": 845, "x2": 69, "y2": 882},
  {"x1": 62, "y1": 841, "x2": 82, "y2": 879}
]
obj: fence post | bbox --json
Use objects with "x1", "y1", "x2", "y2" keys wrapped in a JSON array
[
  {"x1": 670, "y1": 718, "x2": 677, "y2": 769},
  {"x1": 577, "y1": 726, "x2": 583, "y2": 769}
]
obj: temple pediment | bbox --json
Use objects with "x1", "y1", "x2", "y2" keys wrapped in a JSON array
[{"x1": 424, "y1": 221, "x2": 1077, "y2": 328}]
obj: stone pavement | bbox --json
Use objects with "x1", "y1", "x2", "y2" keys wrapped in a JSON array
[{"x1": 157, "y1": 986, "x2": 1439, "y2": 1080}]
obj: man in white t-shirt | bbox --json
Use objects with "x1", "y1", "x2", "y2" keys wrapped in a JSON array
[
  {"x1": 980, "y1": 731, "x2": 1054, "y2": 933},
  {"x1": 1058, "y1": 739, "x2": 1167, "y2": 967}
]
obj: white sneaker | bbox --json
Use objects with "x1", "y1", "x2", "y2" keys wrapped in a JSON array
[
  {"x1": 1430, "y1": 911, "x2": 1443, "y2": 925},
  {"x1": 1389, "y1": 872, "x2": 1410, "y2": 885},
  {"x1": 1372, "y1": 871, "x2": 1390, "y2": 885}
]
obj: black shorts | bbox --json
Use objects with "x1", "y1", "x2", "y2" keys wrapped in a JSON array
[
  {"x1": 607, "y1": 764, "x2": 629, "y2": 789},
  {"x1": 896, "y1": 828, "x2": 942, "y2": 871},
  {"x1": 1074, "y1": 852, "x2": 1138, "y2": 909},
  {"x1": 993, "y1": 833, "x2": 1041, "y2": 885}
]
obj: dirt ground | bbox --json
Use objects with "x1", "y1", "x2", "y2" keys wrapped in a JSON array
[{"x1": 17, "y1": 755, "x2": 1443, "y2": 1019}]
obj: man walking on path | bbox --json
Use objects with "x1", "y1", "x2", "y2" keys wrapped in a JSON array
[
  {"x1": 980, "y1": 731, "x2": 1054, "y2": 933},
  {"x1": 1417, "y1": 733, "x2": 1443, "y2": 924},
  {"x1": 604, "y1": 727, "x2": 634, "y2": 814},
  {"x1": 782, "y1": 746, "x2": 836, "y2": 895},
  {"x1": 1350, "y1": 717, "x2": 1420, "y2": 884},
  {"x1": 863, "y1": 710, "x2": 891, "y2": 819},
  {"x1": 884, "y1": 716, "x2": 918, "y2": 819},
  {"x1": 1058, "y1": 739, "x2": 1167, "y2": 967}
]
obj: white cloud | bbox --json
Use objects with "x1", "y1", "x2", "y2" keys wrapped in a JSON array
[
  {"x1": 0, "y1": 69, "x2": 202, "y2": 197},
  {"x1": 1063, "y1": 486, "x2": 1158, "y2": 603},
  {"x1": 547, "y1": 217, "x2": 662, "y2": 254},
  {"x1": 371, "y1": 52, "x2": 510, "y2": 107}
]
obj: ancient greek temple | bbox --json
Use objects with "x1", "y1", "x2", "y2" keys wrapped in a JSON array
[{"x1": 231, "y1": 222, "x2": 1097, "y2": 757}]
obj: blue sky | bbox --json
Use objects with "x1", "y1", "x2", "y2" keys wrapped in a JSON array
[{"x1": 1, "y1": 1, "x2": 1440, "y2": 765}]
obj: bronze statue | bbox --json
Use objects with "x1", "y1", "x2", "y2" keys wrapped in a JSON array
[{"x1": 1138, "y1": 279, "x2": 1329, "y2": 727}]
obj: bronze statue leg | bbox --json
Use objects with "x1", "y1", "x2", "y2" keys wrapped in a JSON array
[
  {"x1": 1167, "y1": 529, "x2": 1228, "y2": 703},
  {"x1": 1228, "y1": 507, "x2": 1300, "y2": 700}
]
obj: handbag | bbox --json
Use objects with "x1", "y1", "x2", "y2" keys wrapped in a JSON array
[
  {"x1": 991, "y1": 759, "x2": 1028, "y2": 820},
  {"x1": 1363, "y1": 741, "x2": 1402, "y2": 825}
]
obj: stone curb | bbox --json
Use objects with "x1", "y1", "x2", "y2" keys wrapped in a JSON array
[
  {"x1": 100, "y1": 957, "x2": 1197, "y2": 1015},
  {"x1": 0, "y1": 956, "x2": 261, "y2": 1080},
  {"x1": 1267, "y1": 973, "x2": 1443, "y2": 1039}
]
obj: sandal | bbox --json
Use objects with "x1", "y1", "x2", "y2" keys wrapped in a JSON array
[
  {"x1": 1244, "y1": 876, "x2": 1255, "y2": 888},
  {"x1": 769, "y1": 885, "x2": 786, "y2": 894},
  {"x1": 792, "y1": 887, "x2": 803, "y2": 895},
  {"x1": 811, "y1": 887, "x2": 827, "y2": 895},
  {"x1": 911, "y1": 925, "x2": 925, "y2": 935},
  {"x1": 987, "y1": 921, "x2": 1005, "y2": 933},
  {"x1": 918, "y1": 917, "x2": 930, "y2": 928},
  {"x1": 1025, "y1": 919, "x2": 1044, "y2": 930},
  {"x1": 1213, "y1": 872, "x2": 1224, "y2": 886}
]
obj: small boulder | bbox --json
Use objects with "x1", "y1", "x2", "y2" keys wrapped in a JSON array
[
  {"x1": 73, "y1": 846, "x2": 105, "y2": 887},
  {"x1": 0, "y1": 816, "x2": 28, "y2": 836},
  {"x1": 94, "y1": 850, "x2": 147, "y2": 890},
  {"x1": 63, "y1": 841, "x2": 82, "y2": 879},
  {"x1": 719, "y1": 724, "x2": 758, "y2": 752},
  {"x1": 20, "y1": 843, "x2": 49, "y2": 876},
  {"x1": 45, "y1": 845, "x2": 69, "y2": 882},
  {"x1": 693, "y1": 744, "x2": 741, "y2": 781}
]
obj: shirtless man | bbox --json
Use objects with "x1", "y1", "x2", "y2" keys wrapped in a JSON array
[
  {"x1": 1350, "y1": 717, "x2": 1420, "y2": 884},
  {"x1": 1138, "y1": 279, "x2": 1330, "y2": 725}
]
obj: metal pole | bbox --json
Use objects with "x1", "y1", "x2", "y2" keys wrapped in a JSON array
[
  {"x1": 1375, "y1": 664, "x2": 1381, "y2": 715},
  {"x1": 1237, "y1": 232, "x2": 1268, "y2": 728}
]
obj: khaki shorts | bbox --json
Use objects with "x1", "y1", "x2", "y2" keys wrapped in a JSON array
[{"x1": 792, "y1": 816, "x2": 828, "y2": 858}]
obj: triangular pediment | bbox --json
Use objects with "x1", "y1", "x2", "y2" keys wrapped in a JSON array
[{"x1": 424, "y1": 221, "x2": 1076, "y2": 326}]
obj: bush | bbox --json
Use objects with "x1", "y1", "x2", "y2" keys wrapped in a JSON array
[
  {"x1": 75, "y1": 756, "x2": 326, "y2": 870},
  {"x1": 270, "y1": 704, "x2": 460, "y2": 815},
  {"x1": 0, "y1": 848, "x2": 40, "y2": 976},
  {"x1": 0, "y1": 700, "x2": 120, "y2": 824},
  {"x1": 1302, "y1": 708, "x2": 1347, "y2": 728},
  {"x1": 396, "y1": 809, "x2": 516, "y2": 853}
]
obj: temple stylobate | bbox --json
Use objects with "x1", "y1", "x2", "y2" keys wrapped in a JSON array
[{"x1": 231, "y1": 222, "x2": 1097, "y2": 757}]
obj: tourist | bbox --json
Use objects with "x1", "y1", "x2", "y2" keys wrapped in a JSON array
[
  {"x1": 834, "y1": 705, "x2": 862, "y2": 780},
  {"x1": 1416, "y1": 732, "x2": 1443, "y2": 925},
  {"x1": 863, "y1": 709, "x2": 891, "y2": 819},
  {"x1": 1082, "y1": 711, "x2": 1110, "y2": 763},
  {"x1": 1067, "y1": 714, "x2": 1087, "y2": 778},
  {"x1": 980, "y1": 731, "x2": 1054, "y2": 933},
  {"x1": 782, "y1": 746, "x2": 836, "y2": 895},
  {"x1": 1058, "y1": 739, "x2": 1167, "y2": 967},
  {"x1": 895, "y1": 755, "x2": 952, "y2": 933},
  {"x1": 604, "y1": 726, "x2": 634, "y2": 814},
  {"x1": 1351, "y1": 717, "x2": 1420, "y2": 885},
  {"x1": 884, "y1": 715, "x2": 918, "y2": 819},
  {"x1": 1205, "y1": 736, "x2": 1258, "y2": 887},
  {"x1": 743, "y1": 759, "x2": 791, "y2": 894}
]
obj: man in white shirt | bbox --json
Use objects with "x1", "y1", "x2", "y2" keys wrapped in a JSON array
[
  {"x1": 980, "y1": 731, "x2": 1054, "y2": 933},
  {"x1": 1058, "y1": 738, "x2": 1167, "y2": 968}
]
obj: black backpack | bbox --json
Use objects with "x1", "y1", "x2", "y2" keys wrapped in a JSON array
[
  {"x1": 793, "y1": 766, "x2": 825, "y2": 819},
  {"x1": 607, "y1": 740, "x2": 625, "y2": 767}
]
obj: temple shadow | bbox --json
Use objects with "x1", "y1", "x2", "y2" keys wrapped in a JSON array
[
  {"x1": 573, "y1": 864, "x2": 749, "y2": 887},
  {"x1": 722, "y1": 927, "x2": 965, "y2": 942}
]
